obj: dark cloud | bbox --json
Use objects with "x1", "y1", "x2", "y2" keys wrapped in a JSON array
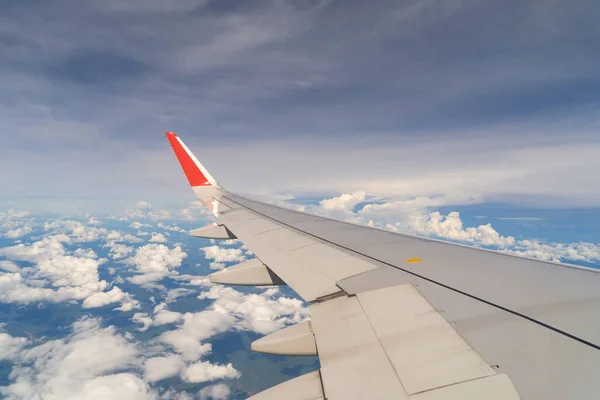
[{"x1": 0, "y1": 0, "x2": 599, "y2": 210}]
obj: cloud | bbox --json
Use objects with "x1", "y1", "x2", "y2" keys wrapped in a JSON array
[
  {"x1": 209, "y1": 262, "x2": 226, "y2": 271},
  {"x1": 285, "y1": 193, "x2": 600, "y2": 267},
  {"x1": 82, "y1": 286, "x2": 140, "y2": 311},
  {"x1": 0, "y1": 332, "x2": 27, "y2": 361},
  {"x1": 0, "y1": 235, "x2": 110, "y2": 304},
  {"x1": 0, "y1": 261, "x2": 20, "y2": 272},
  {"x1": 408, "y1": 211, "x2": 600, "y2": 264},
  {"x1": 125, "y1": 244, "x2": 187, "y2": 284},
  {"x1": 0, "y1": 211, "x2": 35, "y2": 239},
  {"x1": 0, "y1": 317, "x2": 156, "y2": 400},
  {"x1": 153, "y1": 303, "x2": 184, "y2": 326},
  {"x1": 195, "y1": 281, "x2": 308, "y2": 335},
  {"x1": 200, "y1": 246, "x2": 245, "y2": 263},
  {"x1": 157, "y1": 222, "x2": 186, "y2": 233},
  {"x1": 158, "y1": 311, "x2": 232, "y2": 361},
  {"x1": 1, "y1": 0, "x2": 600, "y2": 214},
  {"x1": 182, "y1": 362, "x2": 240, "y2": 384},
  {"x1": 410, "y1": 211, "x2": 517, "y2": 247},
  {"x1": 144, "y1": 355, "x2": 185, "y2": 383},
  {"x1": 105, "y1": 242, "x2": 135, "y2": 259},
  {"x1": 165, "y1": 288, "x2": 195, "y2": 303},
  {"x1": 150, "y1": 233, "x2": 168, "y2": 243},
  {"x1": 198, "y1": 383, "x2": 231, "y2": 400},
  {"x1": 0, "y1": 229, "x2": 139, "y2": 310},
  {"x1": 43, "y1": 220, "x2": 108, "y2": 242},
  {"x1": 130, "y1": 221, "x2": 152, "y2": 229}
]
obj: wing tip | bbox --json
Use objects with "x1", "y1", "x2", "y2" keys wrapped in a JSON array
[{"x1": 165, "y1": 132, "x2": 214, "y2": 187}]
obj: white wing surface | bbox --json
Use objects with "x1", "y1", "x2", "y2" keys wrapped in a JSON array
[{"x1": 166, "y1": 132, "x2": 600, "y2": 400}]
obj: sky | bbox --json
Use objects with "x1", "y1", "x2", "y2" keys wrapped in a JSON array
[
  {"x1": 1, "y1": 2, "x2": 600, "y2": 399},
  {"x1": 1, "y1": 0, "x2": 600, "y2": 213}
]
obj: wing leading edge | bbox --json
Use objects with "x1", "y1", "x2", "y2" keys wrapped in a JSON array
[{"x1": 166, "y1": 132, "x2": 600, "y2": 400}]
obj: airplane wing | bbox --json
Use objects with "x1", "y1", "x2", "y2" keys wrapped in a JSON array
[{"x1": 166, "y1": 132, "x2": 600, "y2": 400}]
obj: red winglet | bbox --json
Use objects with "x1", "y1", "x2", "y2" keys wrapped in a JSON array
[{"x1": 165, "y1": 132, "x2": 212, "y2": 187}]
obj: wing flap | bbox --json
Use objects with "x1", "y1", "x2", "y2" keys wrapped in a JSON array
[
  {"x1": 310, "y1": 294, "x2": 408, "y2": 399},
  {"x1": 356, "y1": 284, "x2": 495, "y2": 395}
]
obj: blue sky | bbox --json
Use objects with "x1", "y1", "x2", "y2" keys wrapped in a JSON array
[{"x1": 1, "y1": 0, "x2": 599, "y2": 213}]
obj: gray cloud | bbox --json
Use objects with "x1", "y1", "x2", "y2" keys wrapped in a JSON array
[{"x1": 1, "y1": 0, "x2": 599, "y2": 211}]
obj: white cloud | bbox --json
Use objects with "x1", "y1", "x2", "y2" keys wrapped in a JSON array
[
  {"x1": 0, "y1": 332, "x2": 27, "y2": 361},
  {"x1": 200, "y1": 285, "x2": 308, "y2": 335},
  {"x1": 409, "y1": 211, "x2": 600, "y2": 264},
  {"x1": 125, "y1": 244, "x2": 187, "y2": 285},
  {"x1": 43, "y1": 220, "x2": 108, "y2": 242},
  {"x1": 165, "y1": 288, "x2": 195, "y2": 303},
  {"x1": 132, "y1": 313, "x2": 153, "y2": 332},
  {"x1": 209, "y1": 262, "x2": 226, "y2": 271},
  {"x1": 0, "y1": 261, "x2": 20, "y2": 272},
  {"x1": 0, "y1": 233, "x2": 138, "y2": 311},
  {"x1": 0, "y1": 317, "x2": 156, "y2": 400},
  {"x1": 295, "y1": 193, "x2": 600, "y2": 267},
  {"x1": 153, "y1": 303, "x2": 184, "y2": 326},
  {"x1": 132, "y1": 303, "x2": 185, "y2": 332},
  {"x1": 158, "y1": 311, "x2": 232, "y2": 361},
  {"x1": 0, "y1": 235, "x2": 109, "y2": 304},
  {"x1": 319, "y1": 191, "x2": 366, "y2": 211},
  {"x1": 198, "y1": 383, "x2": 231, "y2": 400},
  {"x1": 150, "y1": 233, "x2": 168, "y2": 243},
  {"x1": 87, "y1": 217, "x2": 101, "y2": 225},
  {"x1": 144, "y1": 355, "x2": 185, "y2": 383},
  {"x1": 82, "y1": 286, "x2": 140, "y2": 312},
  {"x1": 3, "y1": 223, "x2": 34, "y2": 239},
  {"x1": 200, "y1": 246, "x2": 245, "y2": 263},
  {"x1": 105, "y1": 242, "x2": 135, "y2": 259},
  {"x1": 182, "y1": 362, "x2": 240, "y2": 384},
  {"x1": 105, "y1": 230, "x2": 144, "y2": 243},
  {"x1": 130, "y1": 221, "x2": 152, "y2": 229},
  {"x1": 157, "y1": 222, "x2": 186, "y2": 233},
  {"x1": 411, "y1": 211, "x2": 517, "y2": 247},
  {"x1": 71, "y1": 373, "x2": 156, "y2": 400}
]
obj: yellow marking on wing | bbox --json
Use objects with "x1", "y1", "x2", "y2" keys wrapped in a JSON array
[{"x1": 405, "y1": 258, "x2": 422, "y2": 263}]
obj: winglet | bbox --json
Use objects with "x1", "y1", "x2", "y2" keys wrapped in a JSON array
[{"x1": 165, "y1": 132, "x2": 219, "y2": 187}]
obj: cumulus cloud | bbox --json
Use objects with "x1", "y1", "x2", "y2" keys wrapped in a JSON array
[
  {"x1": 409, "y1": 211, "x2": 600, "y2": 264},
  {"x1": 197, "y1": 284, "x2": 308, "y2": 335},
  {"x1": 0, "y1": 210, "x2": 35, "y2": 239},
  {"x1": 82, "y1": 286, "x2": 140, "y2": 311},
  {"x1": 145, "y1": 354, "x2": 185, "y2": 383},
  {"x1": 165, "y1": 288, "x2": 195, "y2": 303},
  {"x1": 294, "y1": 193, "x2": 600, "y2": 267},
  {"x1": 131, "y1": 221, "x2": 152, "y2": 229},
  {"x1": 198, "y1": 383, "x2": 231, "y2": 400},
  {"x1": 0, "y1": 261, "x2": 20, "y2": 272},
  {"x1": 153, "y1": 303, "x2": 184, "y2": 326},
  {"x1": 105, "y1": 242, "x2": 135, "y2": 260},
  {"x1": 0, "y1": 317, "x2": 156, "y2": 400},
  {"x1": 200, "y1": 246, "x2": 245, "y2": 263},
  {"x1": 0, "y1": 232, "x2": 138, "y2": 311},
  {"x1": 43, "y1": 220, "x2": 108, "y2": 242},
  {"x1": 157, "y1": 222, "x2": 186, "y2": 233},
  {"x1": 125, "y1": 244, "x2": 187, "y2": 285},
  {"x1": 0, "y1": 332, "x2": 27, "y2": 361},
  {"x1": 0, "y1": 235, "x2": 109, "y2": 304},
  {"x1": 411, "y1": 211, "x2": 517, "y2": 247},
  {"x1": 209, "y1": 262, "x2": 226, "y2": 271},
  {"x1": 150, "y1": 233, "x2": 168, "y2": 243},
  {"x1": 182, "y1": 362, "x2": 240, "y2": 384},
  {"x1": 158, "y1": 311, "x2": 232, "y2": 361}
]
